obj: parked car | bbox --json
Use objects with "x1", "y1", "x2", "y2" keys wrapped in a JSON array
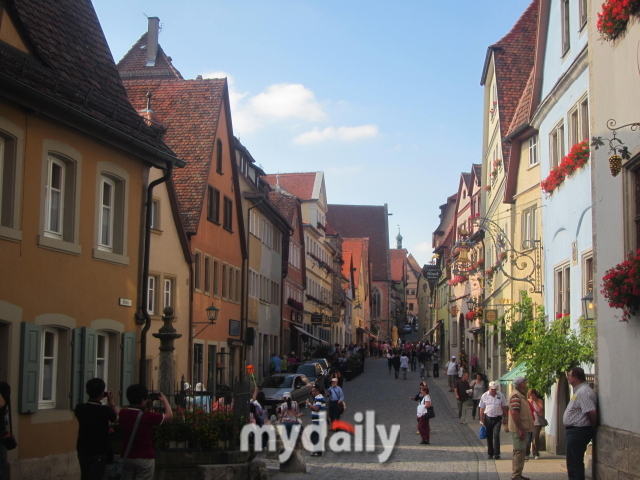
[
  {"x1": 414, "y1": 324, "x2": 419, "y2": 331},
  {"x1": 294, "y1": 362, "x2": 328, "y2": 390},
  {"x1": 310, "y1": 358, "x2": 330, "y2": 374},
  {"x1": 259, "y1": 374, "x2": 313, "y2": 413},
  {"x1": 403, "y1": 324, "x2": 412, "y2": 333}
]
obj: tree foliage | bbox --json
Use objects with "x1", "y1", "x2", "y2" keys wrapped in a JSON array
[{"x1": 491, "y1": 291, "x2": 594, "y2": 396}]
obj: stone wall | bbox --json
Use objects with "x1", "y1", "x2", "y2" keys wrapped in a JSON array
[
  {"x1": 8, "y1": 452, "x2": 80, "y2": 480},
  {"x1": 594, "y1": 425, "x2": 640, "y2": 479}
]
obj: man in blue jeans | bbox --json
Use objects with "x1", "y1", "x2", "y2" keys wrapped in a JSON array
[
  {"x1": 563, "y1": 367, "x2": 597, "y2": 480},
  {"x1": 479, "y1": 381, "x2": 508, "y2": 460}
]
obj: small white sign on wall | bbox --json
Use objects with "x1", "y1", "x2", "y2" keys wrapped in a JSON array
[
  {"x1": 119, "y1": 298, "x2": 132, "y2": 307},
  {"x1": 572, "y1": 241, "x2": 578, "y2": 266}
]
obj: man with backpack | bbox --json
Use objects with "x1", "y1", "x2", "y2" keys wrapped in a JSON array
[{"x1": 269, "y1": 353, "x2": 282, "y2": 375}]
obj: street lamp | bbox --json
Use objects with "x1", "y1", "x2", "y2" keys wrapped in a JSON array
[
  {"x1": 466, "y1": 297, "x2": 477, "y2": 311},
  {"x1": 206, "y1": 304, "x2": 220, "y2": 323},
  {"x1": 581, "y1": 290, "x2": 595, "y2": 321}
]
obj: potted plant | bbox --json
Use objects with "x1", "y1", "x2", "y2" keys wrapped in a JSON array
[{"x1": 601, "y1": 249, "x2": 640, "y2": 320}]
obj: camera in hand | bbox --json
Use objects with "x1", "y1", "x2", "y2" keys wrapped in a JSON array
[{"x1": 148, "y1": 392, "x2": 161, "y2": 401}]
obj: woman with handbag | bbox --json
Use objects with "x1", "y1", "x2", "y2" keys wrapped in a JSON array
[
  {"x1": 417, "y1": 385, "x2": 433, "y2": 445},
  {"x1": 527, "y1": 388, "x2": 545, "y2": 460}
]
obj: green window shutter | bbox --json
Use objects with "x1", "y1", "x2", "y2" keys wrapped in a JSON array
[
  {"x1": 72, "y1": 328, "x2": 83, "y2": 407},
  {"x1": 19, "y1": 322, "x2": 41, "y2": 414},
  {"x1": 82, "y1": 327, "x2": 98, "y2": 404},
  {"x1": 121, "y1": 332, "x2": 136, "y2": 405}
]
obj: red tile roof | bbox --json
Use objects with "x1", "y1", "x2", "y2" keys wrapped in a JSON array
[
  {"x1": 0, "y1": 0, "x2": 177, "y2": 161},
  {"x1": 407, "y1": 254, "x2": 422, "y2": 276},
  {"x1": 506, "y1": 68, "x2": 535, "y2": 137},
  {"x1": 343, "y1": 238, "x2": 369, "y2": 288},
  {"x1": 117, "y1": 32, "x2": 184, "y2": 80},
  {"x1": 268, "y1": 191, "x2": 298, "y2": 225},
  {"x1": 120, "y1": 78, "x2": 227, "y2": 234},
  {"x1": 390, "y1": 249, "x2": 407, "y2": 282},
  {"x1": 483, "y1": 0, "x2": 539, "y2": 168},
  {"x1": 341, "y1": 251, "x2": 353, "y2": 281},
  {"x1": 328, "y1": 205, "x2": 390, "y2": 282},
  {"x1": 325, "y1": 221, "x2": 338, "y2": 235},
  {"x1": 264, "y1": 173, "x2": 318, "y2": 201}
]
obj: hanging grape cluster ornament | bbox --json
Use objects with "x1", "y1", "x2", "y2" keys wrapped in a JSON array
[{"x1": 609, "y1": 155, "x2": 622, "y2": 176}]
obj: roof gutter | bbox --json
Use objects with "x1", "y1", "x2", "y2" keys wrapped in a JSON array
[
  {"x1": 0, "y1": 73, "x2": 185, "y2": 168},
  {"x1": 138, "y1": 162, "x2": 173, "y2": 387}
]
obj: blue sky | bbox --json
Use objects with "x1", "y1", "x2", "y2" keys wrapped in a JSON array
[{"x1": 94, "y1": 0, "x2": 532, "y2": 266}]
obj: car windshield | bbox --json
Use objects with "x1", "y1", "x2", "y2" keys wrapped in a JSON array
[
  {"x1": 296, "y1": 365, "x2": 316, "y2": 378},
  {"x1": 261, "y1": 376, "x2": 294, "y2": 388}
]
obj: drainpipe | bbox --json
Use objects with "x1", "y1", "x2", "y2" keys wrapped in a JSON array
[{"x1": 139, "y1": 162, "x2": 173, "y2": 387}]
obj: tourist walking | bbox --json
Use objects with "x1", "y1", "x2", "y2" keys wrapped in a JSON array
[
  {"x1": 391, "y1": 352, "x2": 401, "y2": 379},
  {"x1": 432, "y1": 349, "x2": 440, "y2": 378},
  {"x1": 387, "y1": 352, "x2": 393, "y2": 374},
  {"x1": 527, "y1": 388, "x2": 544, "y2": 460},
  {"x1": 306, "y1": 386, "x2": 326, "y2": 456},
  {"x1": 400, "y1": 353, "x2": 410, "y2": 380},
  {"x1": 479, "y1": 381, "x2": 508, "y2": 460},
  {"x1": 508, "y1": 377, "x2": 534, "y2": 480},
  {"x1": 417, "y1": 385, "x2": 432, "y2": 445},
  {"x1": 455, "y1": 372, "x2": 471, "y2": 424},
  {"x1": 563, "y1": 367, "x2": 597, "y2": 480},
  {"x1": 470, "y1": 373, "x2": 486, "y2": 420},
  {"x1": 446, "y1": 356, "x2": 458, "y2": 391},
  {"x1": 327, "y1": 378, "x2": 345, "y2": 423}
]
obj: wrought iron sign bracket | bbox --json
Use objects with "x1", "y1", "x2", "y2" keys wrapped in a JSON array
[{"x1": 592, "y1": 119, "x2": 640, "y2": 176}]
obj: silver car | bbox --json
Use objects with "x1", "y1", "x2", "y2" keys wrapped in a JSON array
[{"x1": 260, "y1": 374, "x2": 313, "y2": 410}]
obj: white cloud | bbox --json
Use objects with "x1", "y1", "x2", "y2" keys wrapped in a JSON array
[
  {"x1": 411, "y1": 241, "x2": 432, "y2": 253},
  {"x1": 249, "y1": 84, "x2": 326, "y2": 121},
  {"x1": 293, "y1": 125, "x2": 379, "y2": 145}
]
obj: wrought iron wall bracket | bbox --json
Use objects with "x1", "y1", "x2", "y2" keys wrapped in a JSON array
[{"x1": 472, "y1": 217, "x2": 542, "y2": 294}]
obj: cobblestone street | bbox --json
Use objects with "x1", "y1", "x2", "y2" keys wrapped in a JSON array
[{"x1": 271, "y1": 356, "x2": 570, "y2": 480}]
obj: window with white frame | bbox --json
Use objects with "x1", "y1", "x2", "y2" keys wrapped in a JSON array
[
  {"x1": 580, "y1": 98, "x2": 589, "y2": 142},
  {"x1": 213, "y1": 259, "x2": 220, "y2": 297},
  {"x1": 98, "y1": 176, "x2": 115, "y2": 251},
  {"x1": 561, "y1": 0, "x2": 570, "y2": 55},
  {"x1": 550, "y1": 121, "x2": 565, "y2": 168},
  {"x1": 204, "y1": 256, "x2": 212, "y2": 295},
  {"x1": 222, "y1": 264, "x2": 228, "y2": 299},
  {"x1": 579, "y1": 0, "x2": 587, "y2": 29},
  {"x1": 569, "y1": 107, "x2": 580, "y2": 147},
  {"x1": 150, "y1": 199, "x2": 160, "y2": 230},
  {"x1": 45, "y1": 156, "x2": 65, "y2": 239},
  {"x1": 528, "y1": 135, "x2": 538, "y2": 166},
  {"x1": 521, "y1": 206, "x2": 537, "y2": 250},
  {"x1": 583, "y1": 253, "x2": 594, "y2": 296},
  {"x1": 164, "y1": 278, "x2": 174, "y2": 309},
  {"x1": 96, "y1": 333, "x2": 108, "y2": 380},
  {"x1": 0, "y1": 125, "x2": 22, "y2": 234},
  {"x1": 40, "y1": 328, "x2": 59, "y2": 408},
  {"x1": 194, "y1": 251, "x2": 202, "y2": 292},
  {"x1": 148, "y1": 275, "x2": 158, "y2": 315},
  {"x1": 555, "y1": 263, "x2": 571, "y2": 318}
]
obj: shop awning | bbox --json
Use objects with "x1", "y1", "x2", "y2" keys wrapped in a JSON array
[
  {"x1": 356, "y1": 327, "x2": 378, "y2": 339},
  {"x1": 499, "y1": 362, "x2": 527, "y2": 385},
  {"x1": 422, "y1": 320, "x2": 444, "y2": 339},
  {"x1": 292, "y1": 325, "x2": 330, "y2": 345}
]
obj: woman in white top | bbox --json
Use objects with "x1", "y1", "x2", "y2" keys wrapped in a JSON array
[
  {"x1": 469, "y1": 374, "x2": 485, "y2": 420},
  {"x1": 400, "y1": 354, "x2": 410, "y2": 380},
  {"x1": 386, "y1": 352, "x2": 393, "y2": 374},
  {"x1": 279, "y1": 392, "x2": 302, "y2": 436},
  {"x1": 417, "y1": 385, "x2": 432, "y2": 444}
]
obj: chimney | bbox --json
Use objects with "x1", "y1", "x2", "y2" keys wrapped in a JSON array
[{"x1": 146, "y1": 17, "x2": 160, "y2": 67}]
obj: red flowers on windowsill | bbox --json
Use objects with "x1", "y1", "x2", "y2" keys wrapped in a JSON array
[
  {"x1": 541, "y1": 141, "x2": 590, "y2": 196},
  {"x1": 597, "y1": 0, "x2": 640, "y2": 41},
  {"x1": 448, "y1": 275, "x2": 469, "y2": 286},
  {"x1": 601, "y1": 249, "x2": 640, "y2": 321}
]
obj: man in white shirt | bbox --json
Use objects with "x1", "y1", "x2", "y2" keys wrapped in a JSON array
[
  {"x1": 445, "y1": 356, "x2": 458, "y2": 392},
  {"x1": 479, "y1": 381, "x2": 508, "y2": 460}
]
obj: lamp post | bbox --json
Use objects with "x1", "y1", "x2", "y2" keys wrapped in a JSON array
[
  {"x1": 152, "y1": 307, "x2": 182, "y2": 406},
  {"x1": 465, "y1": 297, "x2": 477, "y2": 311}
]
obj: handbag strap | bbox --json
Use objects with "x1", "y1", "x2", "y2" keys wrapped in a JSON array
[
  {"x1": 6, "y1": 392, "x2": 13, "y2": 435},
  {"x1": 122, "y1": 410, "x2": 143, "y2": 461}
]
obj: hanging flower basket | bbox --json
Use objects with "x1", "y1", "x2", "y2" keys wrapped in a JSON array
[
  {"x1": 465, "y1": 311, "x2": 476, "y2": 321},
  {"x1": 541, "y1": 141, "x2": 590, "y2": 196},
  {"x1": 597, "y1": 0, "x2": 640, "y2": 41},
  {"x1": 601, "y1": 249, "x2": 640, "y2": 321}
]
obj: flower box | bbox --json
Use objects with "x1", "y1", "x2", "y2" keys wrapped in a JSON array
[{"x1": 541, "y1": 141, "x2": 590, "y2": 196}]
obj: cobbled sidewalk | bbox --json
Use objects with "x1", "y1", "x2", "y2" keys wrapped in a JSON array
[{"x1": 269, "y1": 356, "x2": 569, "y2": 480}]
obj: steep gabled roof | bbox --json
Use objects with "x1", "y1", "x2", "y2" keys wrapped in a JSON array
[
  {"x1": 117, "y1": 32, "x2": 183, "y2": 80},
  {"x1": 327, "y1": 205, "x2": 390, "y2": 282},
  {"x1": 506, "y1": 68, "x2": 536, "y2": 137},
  {"x1": 121, "y1": 78, "x2": 227, "y2": 234},
  {"x1": 407, "y1": 254, "x2": 422, "y2": 276},
  {"x1": 462, "y1": 172, "x2": 471, "y2": 189},
  {"x1": 268, "y1": 191, "x2": 298, "y2": 225},
  {"x1": 390, "y1": 249, "x2": 407, "y2": 283},
  {"x1": 341, "y1": 251, "x2": 353, "y2": 282},
  {"x1": 0, "y1": 0, "x2": 178, "y2": 165},
  {"x1": 481, "y1": 0, "x2": 539, "y2": 168},
  {"x1": 343, "y1": 238, "x2": 369, "y2": 289},
  {"x1": 264, "y1": 173, "x2": 318, "y2": 201},
  {"x1": 472, "y1": 164, "x2": 482, "y2": 181}
]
